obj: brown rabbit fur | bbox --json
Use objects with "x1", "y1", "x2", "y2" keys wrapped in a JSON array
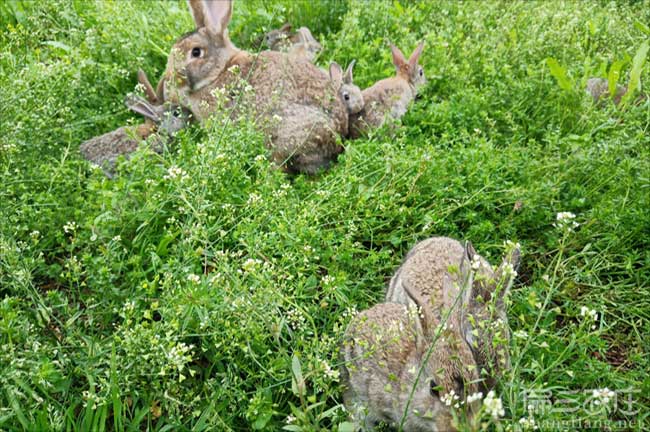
[
  {"x1": 385, "y1": 237, "x2": 521, "y2": 389},
  {"x1": 341, "y1": 280, "x2": 480, "y2": 431},
  {"x1": 159, "y1": 0, "x2": 347, "y2": 174},
  {"x1": 349, "y1": 42, "x2": 425, "y2": 139}
]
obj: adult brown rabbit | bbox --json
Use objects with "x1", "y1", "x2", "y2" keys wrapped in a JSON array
[
  {"x1": 385, "y1": 237, "x2": 520, "y2": 389},
  {"x1": 159, "y1": 0, "x2": 348, "y2": 174},
  {"x1": 341, "y1": 278, "x2": 480, "y2": 431}
]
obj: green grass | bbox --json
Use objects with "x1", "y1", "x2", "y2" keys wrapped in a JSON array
[{"x1": 1, "y1": 0, "x2": 650, "y2": 430}]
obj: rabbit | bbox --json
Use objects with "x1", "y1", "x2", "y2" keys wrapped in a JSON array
[
  {"x1": 341, "y1": 278, "x2": 480, "y2": 431},
  {"x1": 385, "y1": 237, "x2": 521, "y2": 389},
  {"x1": 80, "y1": 69, "x2": 191, "y2": 177},
  {"x1": 329, "y1": 61, "x2": 364, "y2": 116},
  {"x1": 159, "y1": 0, "x2": 347, "y2": 174},
  {"x1": 585, "y1": 77, "x2": 647, "y2": 106},
  {"x1": 349, "y1": 41, "x2": 425, "y2": 139},
  {"x1": 262, "y1": 24, "x2": 322, "y2": 62},
  {"x1": 585, "y1": 77, "x2": 627, "y2": 106}
]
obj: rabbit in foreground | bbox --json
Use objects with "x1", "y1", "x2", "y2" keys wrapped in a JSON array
[
  {"x1": 80, "y1": 69, "x2": 190, "y2": 177},
  {"x1": 160, "y1": 0, "x2": 347, "y2": 174},
  {"x1": 263, "y1": 24, "x2": 322, "y2": 62},
  {"x1": 349, "y1": 42, "x2": 425, "y2": 139},
  {"x1": 329, "y1": 61, "x2": 364, "y2": 116},
  {"x1": 385, "y1": 237, "x2": 520, "y2": 388},
  {"x1": 341, "y1": 279, "x2": 480, "y2": 431}
]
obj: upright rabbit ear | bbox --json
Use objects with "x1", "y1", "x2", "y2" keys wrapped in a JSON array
[
  {"x1": 204, "y1": 0, "x2": 233, "y2": 35},
  {"x1": 390, "y1": 43, "x2": 407, "y2": 70},
  {"x1": 408, "y1": 41, "x2": 424, "y2": 70},
  {"x1": 126, "y1": 95, "x2": 160, "y2": 123},
  {"x1": 280, "y1": 23, "x2": 292, "y2": 33},
  {"x1": 187, "y1": 0, "x2": 207, "y2": 28},
  {"x1": 329, "y1": 62, "x2": 343, "y2": 85},
  {"x1": 137, "y1": 69, "x2": 159, "y2": 104},
  {"x1": 187, "y1": 0, "x2": 232, "y2": 34},
  {"x1": 344, "y1": 60, "x2": 356, "y2": 84}
]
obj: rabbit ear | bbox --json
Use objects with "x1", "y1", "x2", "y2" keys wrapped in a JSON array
[
  {"x1": 408, "y1": 41, "x2": 424, "y2": 70},
  {"x1": 280, "y1": 23, "x2": 292, "y2": 33},
  {"x1": 329, "y1": 62, "x2": 343, "y2": 85},
  {"x1": 187, "y1": 0, "x2": 232, "y2": 34},
  {"x1": 137, "y1": 69, "x2": 159, "y2": 104},
  {"x1": 204, "y1": 0, "x2": 233, "y2": 34},
  {"x1": 126, "y1": 95, "x2": 160, "y2": 123},
  {"x1": 390, "y1": 43, "x2": 407, "y2": 70},
  {"x1": 403, "y1": 280, "x2": 435, "y2": 353},
  {"x1": 187, "y1": 0, "x2": 207, "y2": 28},
  {"x1": 344, "y1": 60, "x2": 356, "y2": 84}
]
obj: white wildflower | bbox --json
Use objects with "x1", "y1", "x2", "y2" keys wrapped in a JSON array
[
  {"x1": 164, "y1": 165, "x2": 188, "y2": 181},
  {"x1": 519, "y1": 416, "x2": 537, "y2": 430},
  {"x1": 247, "y1": 193, "x2": 262, "y2": 205},
  {"x1": 467, "y1": 392, "x2": 483, "y2": 404},
  {"x1": 187, "y1": 274, "x2": 201, "y2": 284},
  {"x1": 554, "y1": 211, "x2": 579, "y2": 231},
  {"x1": 592, "y1": 388, "x2": 615, "y2": 406},
  {"x1": 285, "y1": 415, "x2": 296, "y2": 424},
  {"x1": 483, "y1": 390, "x2": 505, "y2": 419},
  {"x1": 63, "y1": 221, "x2": 77, "y2": 234},
  {"x1": 112, "y1": 235, "x2": 121, "y2": 242}
]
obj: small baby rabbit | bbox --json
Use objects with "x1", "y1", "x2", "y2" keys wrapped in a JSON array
[
  {"x1": 349, "y1": 41, "x2": 425, "y2": 139},
  {"x1": 329, "y1": 61, "x2": 364, "y2": 115},
  {"x1": 80, "y1": 69, "x2": 190, "y2": 177},
  {"x1": 585, "y1": 77, "x2": 648, "y2": 106},
  {"x1": 385, "y1": 237, "x2": 520, "y2": 388},
  {"x1": 263, "y1": 24, "x2": 322, "y2": 62},
  {"x1": 341, "y1": 280, "x2": 480, "y2": 431},
  {"x1": 585, "y1": 77, "x2": 627, "y2": 106}
]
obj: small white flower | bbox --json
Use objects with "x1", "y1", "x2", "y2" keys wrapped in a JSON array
[
  {"x1": 467, "y1": 392, "x2": 483, "y2": 404},
  {"x1": 164, "y1": 165, "x2": 188, "y2": 181},
  {"x1": 501, "y1": 262, "x2": 517, "y2": 277},
  {"x1": 471, "y1": 255, "x2": 481, "y2": 270},
  {"x1": 519, "y1": 416, "x2": 537, "y2": 430},
  {"x1": 285, "y1": 415, "x2": 296, "y2": 424},
  {"x1": 187, "y1": 274, "x2": 201, "y2": 284},
  {"x1": 112, "y1": 235, "x2": 121, "y2": 242},
  {"x1": 554, "y1": 212, "x2": 579, "y2": 231},
  {"x1": 592, "y1": 388, "x2": 615, "y2": 405},
  {"x1": 63, "y1": 221, "x2": 78, "y2": 234},
  {"x1": 30, "y1": 230, "x2": 40, "y2": 238},
  {"x1": 483, "y1": 390, "x2": 505, "y2": 419},
  {"x1": 247, "y1": 193, "x2": 262, "y2": 205}
]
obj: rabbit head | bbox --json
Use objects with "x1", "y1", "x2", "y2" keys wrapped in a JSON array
[
  {"x1": 163, "y1": 0, "x2": 239, "y2": 101},
  {"x1": 263, "y1": 23, "x2": 292, "y2": 50},
  {"x1": 391, "y1": 41, "x2": 426, "y2": 93},
  {"x1": 329, "y1": 61, "x2": 364, "y2": 115},
  {"x1": 454, "y1": 241, "x2": 521, "y2": 386},
  {"x1": 342, "y1": 283, "x2": 480, "y2": 431},
  {"x1": 125, "y1": 95, "x2": 191, "y2": 137}
]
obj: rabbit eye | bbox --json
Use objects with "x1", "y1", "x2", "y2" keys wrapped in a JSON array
[
  {"x1": 429, "y1": 380, "x2": 440, "y2": 398},
  {"x1": 191, "y1": 47, "x2": 202, "y2": 58},
  {"x1": 419, "y1": 68, "x2": 424, "y2": 77},
  {"x1": 343, "y1": 92, "x2": 350, "y2": 101},
  {"x1": 172, "y1": 107, "x2": 183, "y2": 118}
]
